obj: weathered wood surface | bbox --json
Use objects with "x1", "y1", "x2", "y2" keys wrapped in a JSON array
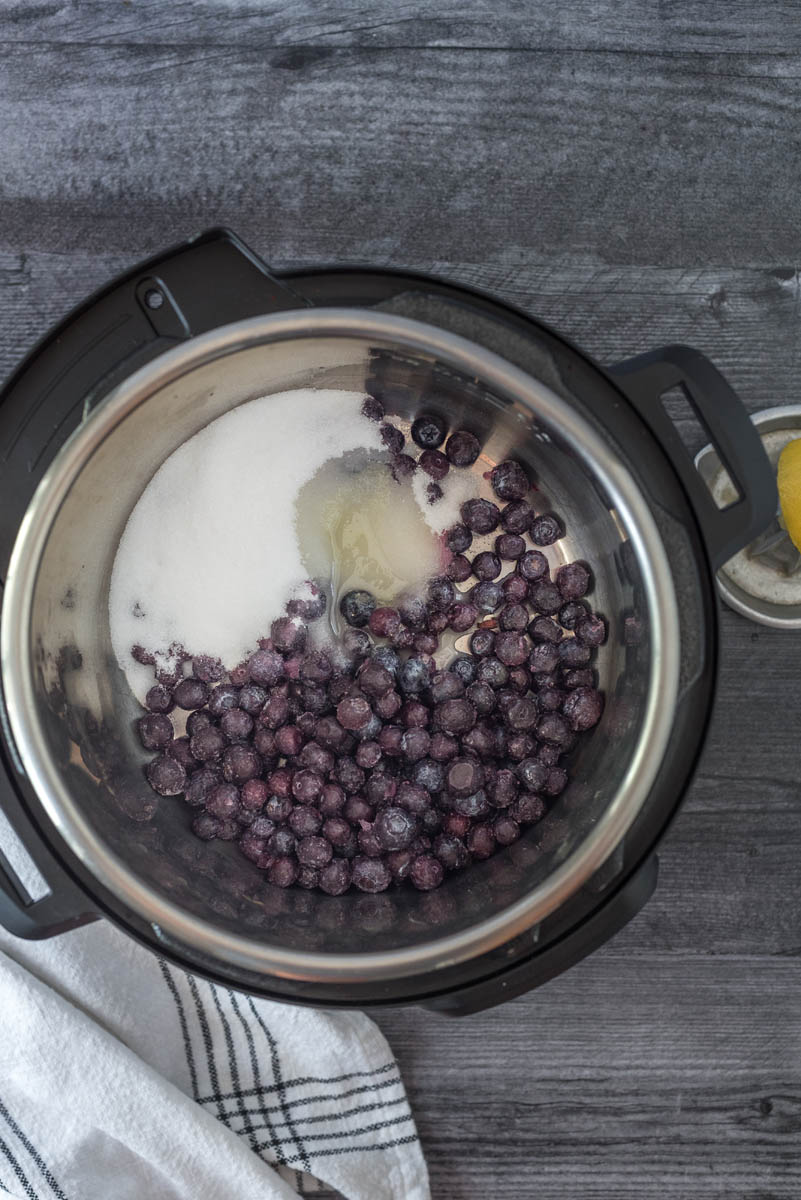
[{"x1": 2, "y1": 3, "x2": 801, "y2": 1196}]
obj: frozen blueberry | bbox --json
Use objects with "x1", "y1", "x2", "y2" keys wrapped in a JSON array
[
  {"x1": 288, "y1": 804, "x2": 323, "y2": 838},
  {"x1": 558, "y1": 601, "x2": 589, "y2": 631},
  {"x1": 297, "y1": 835, "x2": 333, "y2": 868},
  {"x1": 207, "y1": 684, "x2": 240, "y2": 717},
  {"x1": 461, "y1": 498, "x2": 500, "y2": 534},
  {"x1": 266, "y1": 767, "x2": 293, "y2": 798},
  {"x1": 452, "y1": 788, "x2": 490, "y2": 819},
  {"x1": 380, "y1": 422, "x2": 404, "y2": 454},
  {"x1": 192, "y1": 813, "x2": 221, "y2": 840},
  {"x1": 575, "y1": 614, "x2": 607, "y2": 646},
  {"x1": 433, "y1": 834, "x2": 469, "y2": 871},
  {"x1": 173, "y1": 677, "x2": 208, "y2": 710},
  {"x1": 374, "y1": 806, "x2": 418, "y2": 851},
  {"x1": 488, "y1": 767, "x2": 518, "y2": 808},
  {"x1": 222, "y1": 745, "x2": 262, "y2": 784},
  {"x1": 444, "y1": 665, "x2": 476, "y2": 698},
  {"x1": 322, "y1": 815, "x2": 352, "y2": 847},
  {"x1": 287, "y1": 583, "x2": 327, "y2": 622},
  {"x1": 494, "y1": 632, "x2": 528, "y2": 667},
  {"x1": 556, "y1": 561, "x2": 591, "y2": 600},
  {"x1": 362, "y1": 395, "x2": 385, "y2": 422},
  {"x1": 442, "y1": 812, "x2": 471, "y2": 838},
  {"x1": 529, "y1": 580, "x2": 562, "y2": 615},
  {"x1": 446, "y1": 756, "x2": 484, "y2": 797},
  {"x1": 558, "y1": 639, "x2": 592, "y2": 667},
  {"x1": 319, "y1": 859, "x2": 352, "y2": 895},
  {"x1": 562, "y1": 668, "x2": 594, "y2": 691},
  {"x1": 410, "y1": 854, "x2": 444, "y2": 890},
  {"x1": 419, "y1": 449, "x2": 450, "y2": 480},
  {"x1": 434, "y1": 698, "x2": 477, "y2": 735},
  {"x1": 429, "y1": 731, "x2": 459, "y2": 761},
  {"x1": 429, "y1": 611, "x2": 449, "y2": 635},
  {"x1": 146, "y1": 753, "x2": 186, "y2": 796},
  {"x1": 268, "y1": 828, "x2": 297, "y2": 858},
  {"x1": 145, "y1": 683, "x2": 174, "y2": 714},
  {"x1": 447, "y1": 523, "x2": 472, "y2": 554},
  {"x1": 238, "y1": 778, "x2": 266, "y2": 812},
  {"x1": 461, "y1": 722, "x2": 497, "y2": 758},
  {"x1": 530, "y1": 514, "x2": 563, "y2": 546},
  {"x1": 563, "y1": 686, "x2": 604, "y2": 731},
  {"x1": 472, "y1": 551, "x2": 501, "y2": 581},
  {"x1": 490, "y1": 460, "x2": 530, "y2": 501},
  {"x1": 169, "y1": 735, "x2": 199, "y2": 773},
  {"x1": 267, "y1": 856, "x2": 299, "y2": 888},
  {"x1": 396, "y1": 781, "x2": 430, "y2": 814},
  {"x1": 501, "y1": 500, "x2": 534, "y2": 534},
  {"x1": 467, "y1": 823, "x2": 496, "y2": 860},
  {"x1": 401, "y1": 727, "x2": 431, "y2": 762},
  {"x1": 425, "y1": 577, "x2": 454, "y2": 614},
  {"x1": 355, "y1": 740, "x2": 381, "y2": 769},
  {"x1": 342, "y1": 627, "x2": 371, "y2": 661},
  {"x1": 340, "y1": 589, "x2": 377, "y2": 629},
  {"x1": 528, "y1": 615, "x2": 563, "y2": 644},
  {"x1": 412, "y1": 413, "x2": 447, "y2": 449},
  {"x1": 272, "y1": 723, "x2": 301, "y2": 757},
  {"x1": 465, "y1": 681, "x2": 496, "y2": 716},
  {"x1": 391, "y1": 453, "x2": 417, "y2": 480},
  {"x1": 538, "y1": 685, "x2": 566, "y2": 711},
  {"x1": 446, "y1": 554, "x2": 472, "y2": 583},
  {"x1": 320, "y1": 784, "x2": 347, "y2": 816},
  {"x1": 271, "y1": 616, "x2": 306, "y2": 654},
  {"x1": 414, "y1": 631, "x2": 439, "y2": 656},
  {"x1": 516, "y1": 757, "x2": 548, "y2": 792},
  {"x1": 253, "y1": 727, "x2": 277, "y2": 760},
  {"x1": 259, "y1": 693, "x2": 290, "y2": 729},
  {"x1": 448, "y1": 601, "x2": 480, "y2": 632},
  {"x1": 469, "y1": 629, "x2": 495, "y2": 658},
  {"x1": 185, "y1": 766, "x2": 221, "y2": 808},
  {"x1": 511, "y1": 793, "x2": 547, "y2": 824},
  {"x1": 192, "y1": 654, "x2": 224, "y2": 683},
  {"x1": 190, "y1": 725, "x2": 226, "y2": 763},
  {"x1": 368, "y1": 607, "x2": 401, "y2": 640},
  {"x1": 379, "y1": 725, "x2": 404, "y2": 757},
  {"x1": 499, "y1": 603, "x2": 528, "y2": 632},
  {"x1": 493, "y1": 814, "x2": 521, "y2": 845},
  {"x1": 300, "y1": 652, "x2": 333, "y2": 686},
  {"x1": 495, "y1": 533, "x2": 525, "y2": 561},
  {"x1": 544, "y1": 767, "x2": 568, "y2": 797},
  {"x1": 529, "y1": 642, "x2": 560, "y2": 675},
  {"x1": 247, "y1": 649, "x2": 285, "y2": 687},
  {"x1": 505, "y1": 696, "x2": 539, "y2": 732},
  {"x1": 445, "y1": 429, "x2": 481, "y2": 466},
  {"x1": 536, "y1": 713, "x2": 573, "y2": 747},
  {"x1": 206, "y1": 782, "x2": 240, "y2": 820},
  {"x1": 374, "y1": 690, "x2": 401, "y2": 720},
  {"x1": 517, "y1": 550, "x2": 548, "y2": 582},
  {"x1": 472, "y1": 582, "x2": 503, "y2": 614},
  {"x1": 398, "y1": 656, "x2": 432, "y2": 694},
  {"x1": 352, "y1": 856, "x2": 391, "y2": 893},
  {"x1": 508, "y1": 666, "x2": 529, "y2": 694},
  {"x1": 138, "y1": 713, "x2": 174, "y2": 751},
  {"x1": 236, "y1": 684, "x2": 266, "y2": 715},
  {"x1": 476, "y1": 657, "x2": 508, "y2": 689},
  {"x1": 336, "y1": 757, "x2": 366, "y2": 794},
  {"x1": 220, "y1": 708, "x2": 254, "y2": 744},
  {"x1": 291, "y1": 769, "x2": 324, "y2": 803},
  {"x1": 412, "y1": 757, "x2": 446, "y2": 793},
  {"x1": 334, "y1": 696, "x2": 370, "y2": 732},
  {"x1": 501, "y1": 576, "x2": 527, "y2": 606}
]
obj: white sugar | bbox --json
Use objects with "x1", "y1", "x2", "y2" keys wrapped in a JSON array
[
  {"x1": 411, "y1": 463, "x2": 480, "y2": 534},
  {"x1": 109, "y1": 389, "x2": 382, "y2": 689}
]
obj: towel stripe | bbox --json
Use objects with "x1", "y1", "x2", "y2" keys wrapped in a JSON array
[
  {"x1": 245, "y1": 997, "x2": 311, "y2": 1174},
  {"x1": 0, "y1": 1097, "x2": 68, "y2": 1200},
  {"x1": 253, "y1": 1111, "x2": 413, "y2": 1154},
  {"x1": 226, "y1": 990, "x2": 281, "y2": 1158},
  {"x1": 196, "y1": 1060, "x2": 397, "y2": 1106},
  {"x1": 0, "y1": 1132, "x2": 38, "y2": 1200},
  {"x1": 208, "y1": 985, "x2": 257, "y2": 1150},
  {"x1": 283, "y1": 1132, "x2": 419, "y2": 1165},
  {"x1": 157, "y1": 961, "x2": 199, "y2": 1100},
  {"x1": 185, "y1": 975, "x2": 226, "y2": 1125},
  {"x1": 252, "y1": 1094, "x2": 408, "y2": 1133},
  {"x1": 237, "y1": 1075, "x2": 403, "y2": 1122}
]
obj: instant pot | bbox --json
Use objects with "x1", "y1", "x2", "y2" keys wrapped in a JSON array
[{"x1": 0, "y1": 228, "x2": 776, "y2": 1014}]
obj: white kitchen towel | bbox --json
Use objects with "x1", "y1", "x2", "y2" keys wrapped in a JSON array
[{"x1": 0, "y1": 920, "x2": 429, "y2": 1200}]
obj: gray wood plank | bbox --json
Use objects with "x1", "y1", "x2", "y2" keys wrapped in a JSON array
[
  {"x1": 376, "y1": 955, "x2": 801, "y2": 1200},
  {"x1": 6, "y1": 0, "x2": 801, "y2": 54},
  {"x1": 0, "y1": 42, "x2": 800, "y2": 266}
]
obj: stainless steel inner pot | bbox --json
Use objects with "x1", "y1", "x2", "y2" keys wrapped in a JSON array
[{"x1": 0, "y1": 309, "x2": 679, "y2": 983}]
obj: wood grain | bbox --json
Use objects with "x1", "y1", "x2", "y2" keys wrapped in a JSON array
[{"x1": 2, "y1": 2, "x2": 801, "y2": 1197}]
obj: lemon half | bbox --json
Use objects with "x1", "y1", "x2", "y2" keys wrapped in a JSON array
[{"x1": 777, "y1": 437, "x2": 801, "y2": 550}]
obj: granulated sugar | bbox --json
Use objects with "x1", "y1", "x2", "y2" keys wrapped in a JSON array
[
  {"x1": 411, "y1": 464, "x2": 479, "y2": 533},
  {"x1": 109, "y1": 389, "x2": 383, "y2": 682}
]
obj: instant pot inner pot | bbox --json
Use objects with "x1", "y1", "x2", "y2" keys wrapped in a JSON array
[{"x1": 25, "y1": 330, "x2": 653, "y2": 957}]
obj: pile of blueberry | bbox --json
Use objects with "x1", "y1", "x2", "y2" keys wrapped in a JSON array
[{"x1": 138, "y1": 409, "x2": 605, "y2": 895}]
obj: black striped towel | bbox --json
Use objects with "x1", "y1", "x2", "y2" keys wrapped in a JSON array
[{"x1": 0, "y1": 922, "x2": 429, "y2": 1199}]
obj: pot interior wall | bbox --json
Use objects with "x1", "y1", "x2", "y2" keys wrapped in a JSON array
[{"x1": 27, "y1": 330, "x2": 652, "y2": 957}]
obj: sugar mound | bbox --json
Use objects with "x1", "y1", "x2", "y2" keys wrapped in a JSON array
[{"x1": 109, "y1": 389, "x2": 382, "y2": 681}]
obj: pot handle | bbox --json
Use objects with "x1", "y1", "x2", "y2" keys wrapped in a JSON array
[
  {"x1": 0, "y1": 227, "x2": 307, "y2": 580},
  {"x1": 0, "y1": 748, "x2": 98, "y2": 939},
  {"x1": 608, "y1": 345, "x2": 777, "y2": 571}
]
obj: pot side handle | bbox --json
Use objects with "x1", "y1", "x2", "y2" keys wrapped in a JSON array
[
  {"x1": 0, "y1": 227, "x2": 306, "y2": 581},
  {"x1": 0, "y1": 737, "x2": 98, "y2": 938},
  {"x1": 608, "y1": 345, "x2": 777, "y2": 571}
]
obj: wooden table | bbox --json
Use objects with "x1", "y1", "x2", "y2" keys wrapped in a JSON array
[{"x1": 2, "y1": 3, "x2": 800, "y2": 1196}]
